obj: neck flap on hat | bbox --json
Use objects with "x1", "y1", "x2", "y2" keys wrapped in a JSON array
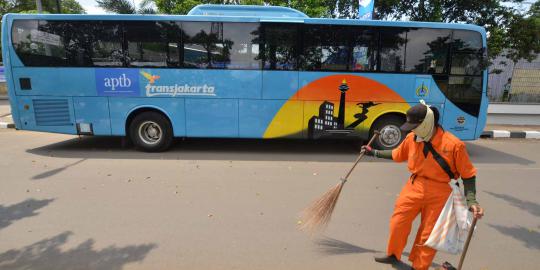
[{"x1": 413, "y1": 104, "x2": 435, "y2": 142}]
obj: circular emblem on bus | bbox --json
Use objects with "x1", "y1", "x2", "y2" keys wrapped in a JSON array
[
  {"x1": 457, "y1": 116, "x2": 466, "y2": 125},
  {"x1": 415, "y1": 83, "x2": 429, "y2": 97}
]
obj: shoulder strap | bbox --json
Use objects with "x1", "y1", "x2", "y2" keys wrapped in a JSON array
[{"x1": 424, "y1": 141, "x2": 455, "y2": 180}]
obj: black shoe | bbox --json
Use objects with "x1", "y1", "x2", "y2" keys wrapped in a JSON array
[
  {"x1": 374, "y1": 254, "x2": 399, "y2": 264},
  {"x1": 441, "y1": 261, "x2": 457, "y2": 270}
]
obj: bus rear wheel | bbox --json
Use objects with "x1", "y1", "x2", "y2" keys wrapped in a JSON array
[
  {"x1": 371, "y1": 115, "x2": 406, "y2": 150},
  {"x1": 129, "y1": 112, "x2": 173, "y2": 152}
]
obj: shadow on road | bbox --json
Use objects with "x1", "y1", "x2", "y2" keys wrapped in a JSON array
[
  {"x1": 26, "y1": 137, "x2": 371, "y2": 162},
  {"x1": 489, "y1": 224, "x2": 540, "y2": 250},
  {"x1": 315, "y1": 237, "x2": 378, "y2": 255},
  {"x1": 26, "y1": 136, "x2": 533, "y2": 164},
  {"x1": 466, "y1": 142, "x2": 534, "y2": 165},
  {"x1": 485, "y1": 191, "x2": 540, "y2": 217},
  {"x1": 32, "y1": 159, "x2": 87, "y2": 180},
  {"x1": 0, "y1": 231, "x2": 157, "y2": 270},
  {"x1": 0, "y1": 198, "x2": 55, "y2": 230},
  {"x1": 314, "y1": 237, "x2": 443, "y2": 269}
]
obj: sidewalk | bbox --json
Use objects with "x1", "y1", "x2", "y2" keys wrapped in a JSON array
[
  {"x1": 0, "y1": 100, "x2": 14, "y2": 128},
  {"x1": 483, "y1": 124, "x2": 540, "y2": 139}
]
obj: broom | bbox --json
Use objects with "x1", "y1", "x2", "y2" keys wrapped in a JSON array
[
  {"x1": 299, "y1": 130, "x2": 380, "y2": 233},
  {"x1": 457, "y1": 216, "x2": 478, "y2": 270}
]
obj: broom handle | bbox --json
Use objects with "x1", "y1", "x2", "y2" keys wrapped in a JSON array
[
  {"x1": 342, "y1": 131, "x2": 380, "y2": 181},
  {"x1": 457, "y1": 216, "x2": 478, "y2": 270}
]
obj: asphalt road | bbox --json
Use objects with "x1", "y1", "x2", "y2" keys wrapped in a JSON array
[{"x1": 0, "y1": 129, "x2": 538, "y2": 270}]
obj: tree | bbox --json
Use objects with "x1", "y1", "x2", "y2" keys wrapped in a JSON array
[
  {"x1": 96, "y1": 0, "x2": 156, "y2": 14},
  {"x1": 153, "y1": 0, "x2": 328, "y2": 17},
  {"x1": 1, "y1": 0, "x2": 84, "y2": 14},
  {"x1": 504, "y1": 1, "x2": 540, "y2": 62}
]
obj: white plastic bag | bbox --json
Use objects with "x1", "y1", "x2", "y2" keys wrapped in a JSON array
[{"x1": 425, "y1": 179, "x2": 472, "y2": 254}]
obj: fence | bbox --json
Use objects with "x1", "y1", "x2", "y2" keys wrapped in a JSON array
[{"x1": 488, "y1": 55, "x2": 540, "y2": 103}]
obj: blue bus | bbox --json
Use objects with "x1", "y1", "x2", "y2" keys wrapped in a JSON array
[{"x1": 1, "y1": 4, "x2": 488, "y2": 152}]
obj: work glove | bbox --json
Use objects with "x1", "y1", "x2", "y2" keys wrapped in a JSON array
[{"x1": 361, "y1": 145, "x2": 375, "y2": 156}]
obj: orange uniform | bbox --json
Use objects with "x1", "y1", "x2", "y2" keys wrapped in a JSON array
[{"x1": 387, "y1": 127, "x2": 476, "y2": 270}]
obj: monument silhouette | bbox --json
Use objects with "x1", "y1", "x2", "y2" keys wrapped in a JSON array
[{"x1": 308, "y1": 80, "x2": 380, "y2": 139}]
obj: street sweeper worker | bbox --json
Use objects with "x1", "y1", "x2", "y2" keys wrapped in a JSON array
[{"x1": 362, "y1": 102, "x2": 484, "y2": 270}]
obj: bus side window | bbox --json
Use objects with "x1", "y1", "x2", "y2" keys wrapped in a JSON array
[
  {"x1": 12, "y1": 20, "x2": 68, "y2": 67},
  {"x1": 168, "y1": 22, "x2": 182, "y2": 67},
  {"x1": 182, "y1": 22, "x2": 221, "y2": 69},
  {"x1": 351, "y1": 27, "x2": 377, "y2": 72},
  {"x1": 379, "y1": 28, "x2": 406, "y2": 72},
  {"x1": 90, "y1": 21, "x2": 123, "y2": 67},
  {"x1": 302, "y1": 25, "x2": 350, "y2": 72},
  {"x1": 222, "y1": 23, "x2": 261, "y2": 70},
  {"x1": 404, "y1": 28, "x2": 451, "y2": 74},
  {"x1": 262, "y1": 23, "x2": 298, "y2": 70},
  {"x1": 450, "y1": 30, "x2": 483, "y2": 76},
  {"x1": 124, "y1": 21, "x2": 170, "y2": 68}
]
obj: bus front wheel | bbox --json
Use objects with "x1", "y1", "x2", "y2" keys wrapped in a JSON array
[
  {"x1": 371, "y1": 115, "x2": 406, "y2": 150},
  {"x1": 129, "y1": 112, "x2": 173, "y2": 152}
]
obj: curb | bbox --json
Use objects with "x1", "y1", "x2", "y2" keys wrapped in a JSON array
[
  {"x1": 0, "y1": 122, "x2": 15, "y2": 129},
  {"x1": 481, "y1": 130, "x2": 540, "y2": 139}
]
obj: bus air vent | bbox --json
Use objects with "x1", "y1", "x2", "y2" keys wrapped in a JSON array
[{"x1": 32, "y1": 99, "x2": 72, "y2": 126}]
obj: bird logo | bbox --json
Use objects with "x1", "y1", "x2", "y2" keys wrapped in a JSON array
[{"x1": 140, "y1": 71, "x2": 160, "y2": 84}]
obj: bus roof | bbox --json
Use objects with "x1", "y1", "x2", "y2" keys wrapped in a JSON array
[
  {"x1": 187, "y1": 4, "x2": 308, "y2": 18},
  {"x1": 2, "y1": 4, "x2": 486, "y2": 36}
]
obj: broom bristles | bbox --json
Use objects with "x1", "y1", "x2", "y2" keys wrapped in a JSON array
[{"x1": 299, "y1": 181, "x2": 346, "y2": 234}]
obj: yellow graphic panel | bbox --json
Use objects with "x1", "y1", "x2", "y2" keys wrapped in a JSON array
[
  {"x1": 263, "y1": 101, "x2": 304, "y2": 138},
  {"x1": 265, "y1": 75, "x2": 410, "y2": 139}
]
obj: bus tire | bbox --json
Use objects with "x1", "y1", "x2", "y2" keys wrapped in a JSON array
[
  {"x1": 129, "y1": 111, "x2": 173, "y2": 152},
  {"x1": 371, "y1": 115, "x2": 406, "y2": 150}
]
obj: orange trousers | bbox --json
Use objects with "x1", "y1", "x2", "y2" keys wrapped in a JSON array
[{"x1": 386, "y1": 176, "x2": 451, "y2": 270}]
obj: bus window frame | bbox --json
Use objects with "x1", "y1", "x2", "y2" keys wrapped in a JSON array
[{"x1": 9, "y1": 18, "x2": 487, "y2": 78}]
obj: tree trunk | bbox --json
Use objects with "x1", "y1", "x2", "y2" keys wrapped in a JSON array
[
  {"x1": 418, "y1": 0, "x2": 425, "y2": 20},
  {"x1": 35, "y1": 0, "x2": 43, "y2": 13},
  {"x1": 56, "y1": 0, "x2": 62, "y2": 13}
]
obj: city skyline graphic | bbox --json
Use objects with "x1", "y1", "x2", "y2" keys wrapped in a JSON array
[{"x1": 308, "y1": 80, "x2": 380, "y2": 139}]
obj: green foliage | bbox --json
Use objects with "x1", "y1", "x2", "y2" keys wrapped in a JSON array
[
  {"x1": 504, "y1": 1, "x2": 540, "y2": 62},
  {"x1": 1, "y1": 0, "x2": 84, "y2": 14},
  {"x1": 154, "y1": 0, "x2": 221, "y2": 15},
  {"x1": 153, "y1": 0, "x2": 328, "y2": 17},
  {"x1": 96, "y1": 0, "x2": 156, "y2": 14}
]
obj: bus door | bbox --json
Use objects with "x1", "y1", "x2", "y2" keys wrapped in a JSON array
[{"x1": 439, "y1": 76, "x2": 481, "y2": 140}]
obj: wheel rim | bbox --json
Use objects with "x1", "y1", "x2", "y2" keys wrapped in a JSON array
[
  {"x1": 138, "y1": 121, "x2": 162, "y2": 145},
  {"x1": 378, "y1": 124, "x2": 402, "y2": 148}
]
